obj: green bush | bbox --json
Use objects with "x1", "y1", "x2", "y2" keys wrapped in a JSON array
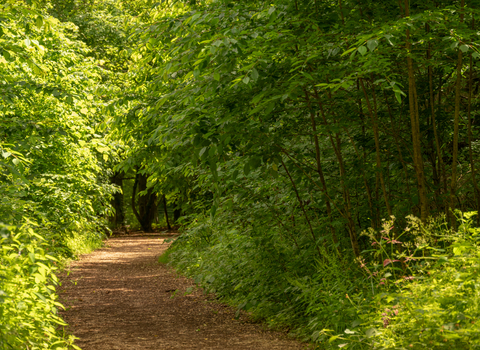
[
  {"x1": 328, "y1": 212, "x2": 480, "y2": 349},
  {"x1": 165, "y1": 212, "x2": 366, "y2": 341},
  {"x1": 0, "y1": 224, "x2": 80, "y2": 350},
  {"x1": 165, "y1": 212, "x2": 480, "y2": 349}
]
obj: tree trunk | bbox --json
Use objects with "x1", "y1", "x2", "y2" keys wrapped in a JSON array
[
  {"x1": 405, "y1": 0, "x2": 428, "y2": 221},
  {"x1": 132, "y1": 170, "x2": 157, "y2": 232},
  {"x1": 163, "y1": 195, "x2": 172, "y2": 230},
  {"x1": 109, "y1": 171, "x2": 125, "y2": 230},
  {"x1": 359, "y1": 78, "x2": 392, "y2": 217},
  {"x1": 450, "y1": 0, "x2": 465, "y2": 227},
  {"x1": 173, "y1": 202, "x2": 182, "y2": 223}
]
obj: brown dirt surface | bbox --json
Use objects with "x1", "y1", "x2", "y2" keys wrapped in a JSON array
[{"x1": 58, "y1": 234, "x2": 307, "y2": 350}]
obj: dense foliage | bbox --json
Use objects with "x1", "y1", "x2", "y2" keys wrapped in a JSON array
[
  {"x1": 1, "y1": 0, "x2": 115, "y2": 348},
  {"x1": 2, "y1": 0, "x2": 480, "y2": 348},
  {"x1": 117, "y1": 0, "x2": 480, "y2": 348}
]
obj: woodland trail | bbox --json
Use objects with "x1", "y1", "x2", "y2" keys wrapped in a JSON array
[{"x1": 59, "y1": 234, "x2": 306, "y2": 350}]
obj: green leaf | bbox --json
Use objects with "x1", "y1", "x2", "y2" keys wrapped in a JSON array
[
  {"x1": 351, "y1": 319, "x2": 361, "y2": 328},
  {"x1": 35, "y1": 16, "x2": 43, "y2": 29},
  {"x1": 34, "y1": 292, "x2": 47, "y2": 303},
  {"x1": 365, "y1": 328, "x2": 376, "y2": 337},
  {"x1": 341, "y1": 47, "x2": 357, "y2": 57},
  {"x1": 214, "y1": 72, "x2": 220, "y2": 81},
  {"x1": 251, "y1": 68, "x2": 259, "y2": 81},
  {"x1": 357, "y1": 46, "x2": 367, "y2": 56},
  {"x1": 265, "y1": 102, "x2": 275, "y2": 115},
  {"x1": 243, "y1": 76, "x2": 250, "y2": 84},
  {"x1": 244, "y1": 162, "x2": 250, "y2": 176},
  {"x1": 395, "y1": 91, "x2": 402, "y2": 104},
  {"x1": 366, "y1": 39, "x2": 378, "y2": 52},
  {"x1": 2, "y1": 50, "x2": 11, "y2": 61},
  {"x1": 208, "y1": 146, "x2": 216, "y2": 157},
  {"x1": 460, "y1": 45, "x2": 469, "y2": 53},
  {"x1": 251, "y1": 92, "x2": 265, "y2": 104},
  {"x1": 329, "y1": 335, "x2": 339, "y2": 343},
  {"x1": 211, "y1": 204, "x2": 217, "y2": 218},
  {"x1": 209, "y1": 160, "x2": 218, "y2": 181}
]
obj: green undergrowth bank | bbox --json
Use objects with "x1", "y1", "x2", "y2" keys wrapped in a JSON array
[
  {"x1": 1, "y1": 1, "x2": 115, "y2": 347},
  {"x1": 162, "y1": 212, "x2": 480, "y2": 349},
  {"x1": 0, "y1": 223, "x2": 105, "y2": 350}
]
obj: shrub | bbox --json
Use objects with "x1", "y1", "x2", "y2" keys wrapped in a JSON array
[{"x1": 0, "y1": 223, "x2": 80, "y2": 350}]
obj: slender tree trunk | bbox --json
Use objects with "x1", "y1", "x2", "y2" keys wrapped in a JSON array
[
  {"x1": 344, "y1": 126, "x2": 375, "y2": 226},
  {"x1": 131, "y1": 171, "x2": 141, "y2": 227},
  {"x1": 405, "y1": 0, "x2": 428, "y2": 221},
  {"x1": 427, "y1": 31, "x2": 447, "y2": 212},
  {"x1": 339, "y1": 0, "x2": 345, "y2": 25},
  {"x1": 163, "y1": 195, "x2": 172, "y2": 230},
  {"x1": 313, "y1": 88, "x2": 360, "y2": 256},
  {"x1": 109, "y1": 171, "x2": 125, "y2": 230},
  {"x1": 281, "y1": 159, "x2": 322, "y2": 259},
  {"x1": 467, "y1": 52, "x2": 480, "y2": 225},
  {"x1": 384, "y1": 91, "x2": 413, "y2": 204},
  {"x1": 132, "y1": 169, "x2": 157, "y2": 232},
  {"x1": 437, "y1": 76, "x2": 449, "y2": 205},
  {"x1": 173, "y1": 201, "x2": 182, "y2": 223},
  {"x1": 359, "y1": 78, "x2": 392, "y2": 216},
  {"x1": 304, "y1": 90, "x2": 339, "y2": 246},
  {"x1": 450, "y1": 0, "x2": 465, "y2": 227}
]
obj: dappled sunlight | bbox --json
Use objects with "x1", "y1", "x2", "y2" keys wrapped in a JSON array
[{"x1": 59, "y1": 236, "x2": 303, "y2": 349}]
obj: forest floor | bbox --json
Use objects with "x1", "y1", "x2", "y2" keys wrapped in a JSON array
[{"x1": 58, "y1": 233, "x2": 306, "y2": 349}]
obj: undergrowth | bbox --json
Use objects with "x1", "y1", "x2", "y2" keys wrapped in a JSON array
[
  {"x1": 65, "y1": 231, "x2": 105, "y2": 258},
  {"x1": 163, "y1": 211, "x2": 480, "y2": 349}
]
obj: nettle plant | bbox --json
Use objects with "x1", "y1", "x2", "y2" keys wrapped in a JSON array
[{"x1": 328, "y1": 212, "x2": 480, "y2": 349}]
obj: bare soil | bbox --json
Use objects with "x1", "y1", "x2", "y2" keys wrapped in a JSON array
[{"x1": 58, "y1": 234, "x2": 306, "y2": 349}]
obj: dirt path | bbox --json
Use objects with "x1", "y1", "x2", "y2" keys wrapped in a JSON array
[{"x1": 59, "y1": 234, "x2": 306, "y2": 350}]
